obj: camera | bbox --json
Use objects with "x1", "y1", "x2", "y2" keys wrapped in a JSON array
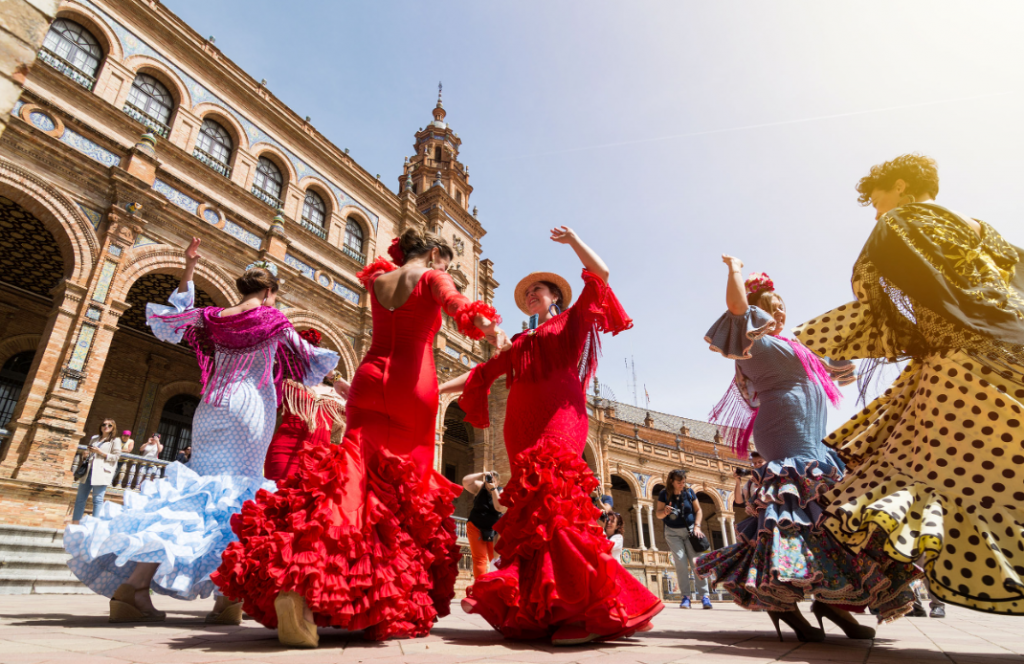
[
  {"x1": 735, "y1": 467, "x2": 751, "y2": 477},
  {"x1": 485, "y1": 473, "x2": 493, "y2": 484}
]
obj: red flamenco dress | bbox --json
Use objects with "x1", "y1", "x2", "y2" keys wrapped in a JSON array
[
  {"x1": 460, "y1": 269, "x2": 664, "y2": 641},
  {"x1": 263, "y1": 379, "x2": 345, "y2": 482},
  {"x1": 214, "y1": 258, "x2": 499, "y2": 640}
]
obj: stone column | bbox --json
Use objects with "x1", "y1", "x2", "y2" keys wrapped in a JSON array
[
  {"x1": 646, "y1": 503, "x2": 659, "y2": 551},
  {"x1": 632, "y1": 506, "x2": 647, "y2": 551}
]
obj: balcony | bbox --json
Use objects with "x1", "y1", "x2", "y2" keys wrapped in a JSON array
[
  {"x1": 342, "y1": 244, "x2": 366, "y2": 265},
  {"x1": 36, "y1": 47, "x2": 95, "y2": 90},
  {"x1": 300, "y1": 217, "x2": 327, "y2": 240},
  {"x1": 72, "y1": 445, "x2": 169, "y2": 492},
  {"x1": 251, "y1": 184, "x2": 282, "y2": 209},
  {"x1": 122, "y1": 102, "x2": 170, "y2": 138},
  {"x1": 192, "y1": 146, "x2": 232, "y2": 178}
]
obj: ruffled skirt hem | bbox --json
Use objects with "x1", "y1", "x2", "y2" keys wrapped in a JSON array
[{"x1": 64, "y1": 462, "x2": 273, "y2": 601}]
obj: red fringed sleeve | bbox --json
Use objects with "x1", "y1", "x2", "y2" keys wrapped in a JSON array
[
  {"x1": 576, "y1": 269, "x2": 633, "y2": 336},
  {"x1": 426, "y1": 271, "x2": 501, "y2": 340},
  {"x1": 458, "y1": 351, "x2": 512, "y2": 429}
]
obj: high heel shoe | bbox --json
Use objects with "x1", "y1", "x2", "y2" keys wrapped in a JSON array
[
  {"x1": 767, "y1": 610, "x2": 826, "y2": 643},
  {"x1": 109, "y1": 583, "x2": 166, "y2": 623},
  {"x1": 205, "y1": 601, "x2": 243, "y2": 625},
  {"x1": 274, "y1": 592, "x2": 318, "y2": 648},
  {"x1": 810, "y1": 602, "x2": 876, "y2": 639}
]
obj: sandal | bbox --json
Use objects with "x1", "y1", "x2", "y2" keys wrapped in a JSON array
[{"x1": 109, "y1": 583, "x2": 166, "y2": 623}]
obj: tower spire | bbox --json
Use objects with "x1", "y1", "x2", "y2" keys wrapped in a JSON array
[
  {"x1": 433, "y1": 82, "x2": 447, "y2": 123},
  {"x1": 437, "y1": 81, "x2": 443, "y2": 108}
]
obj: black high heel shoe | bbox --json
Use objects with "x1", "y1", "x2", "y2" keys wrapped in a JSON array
[
  {"x1": 767, "y1": 610, "x2": 826, "y2": 642},
  {"x1": 811, "y1": 601, "x2": 876, "y2": 639}
]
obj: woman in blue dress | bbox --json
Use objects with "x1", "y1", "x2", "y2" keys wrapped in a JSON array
[
  {"x1": 64, "y1": 237, "x2": 338, "y2": 623},
  {"x1": 693, "y1": 255, "x2": 919, "y2": 642}
]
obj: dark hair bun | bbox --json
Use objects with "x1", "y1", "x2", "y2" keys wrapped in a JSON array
[
  {"x1": 399, "y1": 228, "x2": 454, "y2": 262},
  {"x1": 236, "y1": 267, "x2": 279, "y2": 296}
]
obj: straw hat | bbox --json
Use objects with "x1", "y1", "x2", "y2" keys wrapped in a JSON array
[{"x1": 514, "y1": 271, "x2": 573, "y2": 315}]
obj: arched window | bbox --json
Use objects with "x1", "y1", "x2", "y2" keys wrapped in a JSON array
[
  {"x1": 0, "y1": 351, "x2": 34, "y2": 430},
  {"x1": 124, "y1": 73, "x2": 173, "y2": 137},
  {"x1": 157, "y1": 394, "x2": 200, "y2": 461},
  {"x1": 300, "y1": 190, "x2": 327, "y2": 240},
  {"x1": 193, "y1": 118, "x2": 233, "y2": 177},
  {"x1": 252, "y1": 157, "x2": 283, "y2": 207},
  {"x1": 343, "y1": 218, "x2": 365, "y2": 262},
  {"x1": 434, "y1": 147, "x2": 441, "y2": 161},
  {"x1": 40, "y1": 19, "x2": 102, "y2": 89}
]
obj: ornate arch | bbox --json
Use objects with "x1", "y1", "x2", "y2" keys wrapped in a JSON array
[
  {"x1": 297, "y1": 177, "x2": 338, "y2": 214},
  {"x1": 610, "y1": 469, "x2": 642, "y2": 497},
  {"x1": 113, "y1": 244, "x2": 236, "y2": 306},
  {"x1": 145, "y1": 380, "x2": 203, "y2": 437},
  {"x1": 0, "y1": 158, "x2": 97, "y2": 284},
  {"x1": 122, "y1": 55, "x2": 193, "y2": 110},
  {"x1": 250, "y1": 143, "x2": 297, "y2": 188},
  {"x1": 695, "y1": 488, "x2": 725, "y2": 513},
  {"x1": 283, "y1": 309, "x2": 355, "y2": 378},
  {"x1": 0, "y1": 334, "x2": 42, "y2": 366},
  {"x1": 192, "y1": 103, "x2": 249, "y2": 152},
  {"x1": 55, "y1": 5, "x2": 124, "y2": 61}
]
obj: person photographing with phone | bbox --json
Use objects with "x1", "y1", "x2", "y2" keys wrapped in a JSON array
[
  {"x1": 656, "y1": 469, "x2": 711, "y2": 609},
  {"x1": 463, "y1": 471, "x2": 507, "y2": 579}
]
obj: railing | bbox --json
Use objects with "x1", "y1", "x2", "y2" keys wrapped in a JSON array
[
  {"x1": 121, "y1": 102, "x2": 170, "y2": 138},
  {"x1": 300, "y1": 217, "x2": 327, "y2": 240},
  {"x1": 251, "y1": 185, "x2": 282, "y2": 208},
  {"x1": 36, "y1": 47, "x2": 96, "y2": 90},
  {"x1": 72, "y1": 444, "x2": 170, "y2": 491},
  {"x1": 453, "y1": 516, "x2": 468, "y2": 543},
  {"x1": 342, "y1": 244, "x2": 366, "y2": 265},
  {"x1": 193, "y1": 146, "x2": 232, "y2": 178}
]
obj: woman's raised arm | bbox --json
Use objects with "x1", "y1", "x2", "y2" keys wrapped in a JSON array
[
  {"x1": 178, "y1": 237, "x2": 201, "y2": 294},
  {"x1": 551, "y1": 227, "x2": 609, "y2": 283},
  {"x1": 722, "y1": 254, "x2": 748, "y2": 316}
]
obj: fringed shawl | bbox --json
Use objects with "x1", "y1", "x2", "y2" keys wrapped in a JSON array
[
  {"x1": 153, "y1": 305, "x2": 314, "y2": 406},
  {"x1": 280, "y1": 379, "x2": 346, "y2": 433}
]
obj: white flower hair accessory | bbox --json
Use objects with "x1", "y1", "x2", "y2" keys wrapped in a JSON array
[{"x1": 245, "y1": 260, "x2": 279, "y2": 277}]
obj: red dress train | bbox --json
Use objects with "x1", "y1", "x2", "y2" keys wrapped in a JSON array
[
  {"x1": 263, "y1": 380, "x2": 345, "y2": 482},
  {"x1": 214, "y1": 259, "x2": 498, "y2": 639},
  {"x1": 459, "y1": 269, "x2": 664, "y2": 640}
]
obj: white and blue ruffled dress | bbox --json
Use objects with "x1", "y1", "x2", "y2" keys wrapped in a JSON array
[{"x1": 64, "y1": 282, "x2": 338, "y2": 600}]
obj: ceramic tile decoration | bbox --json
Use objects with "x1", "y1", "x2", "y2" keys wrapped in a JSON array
[
  {"x1": 632, "y1": 472, "x2": 652, "y2": 497},
  {"x1": 29, "y1": 111, "x2": 56, "y2": 132},
  {"x1": 202, "y1": 208, "x2": 220, "y2": 224},
  {"x1": 80, "y1": 0, "x2": 379, "y2": 232},
  {"x1": 153, "y1": 179, "x2": 199, "y2": 215},
  {"x1": 223, "y1": 220, "x2": 262, "y2": 249},
  {"x1": 317, "y1": 274, "x2": 330, "y2": 288},
  {"x1": 11, "y1": 101, "x2": 24, "y2": 117},
  {"x1": 284, "y1": 253, "x2": 315, "y2": 279},
  {"x1": 133, "y1": 234, "x2": 159, "y2": 248},
  {"x1": 77, "y1": 204, "x2": 103, "y2": 229},
  {"x1": 92, "y1": 259, "x2": 117, "y2": 302},
  {"x1": 61, "y1": 376, "x2": 80, "y2": 391},
  {"x1": 332, "y1": 282, "x2": 360, "y2": 304},
  {"x1": 67, "y1": 323, "x2": 97, "y2": 372},
  {"x1": 85, "y1": 306, "x2": 102, "y2": 321},
  {"x1": 108, "y1": 244, "x2": 123, "y2": 257},
  {"x1": 59, "y1": 129, "x2": 121, "y2": 168}
]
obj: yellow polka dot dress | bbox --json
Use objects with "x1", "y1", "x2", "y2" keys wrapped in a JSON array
[{"x1": 794, "y1": 203, "x2": 1024, "y2": 615}]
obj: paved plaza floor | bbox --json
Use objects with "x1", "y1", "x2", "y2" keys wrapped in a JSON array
[{"x1": 0, "y1": 595, "x2": 1021, "y2": 664}]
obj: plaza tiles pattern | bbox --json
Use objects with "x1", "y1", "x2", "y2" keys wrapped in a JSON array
[
  {"x1": 0, "y1": 594, "x2": 1021, "y2": 664},
  {"x1": 78, "y1": 0, "x2": 379, "y2": 232}
]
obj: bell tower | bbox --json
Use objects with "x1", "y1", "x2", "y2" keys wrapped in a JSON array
[{"x1": 399, "y1": 83, "x2": 473, "y2": 210}]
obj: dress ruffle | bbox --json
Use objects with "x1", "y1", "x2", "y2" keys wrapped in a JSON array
[
  {"x1": 704, "y1": 306, "x2": 775, "y2": 360},
  {"x1": 467, "y1": 435, "x2": 662, "y2": 639},
  {"x1": 64, "y1": 462, "x2": 274, "y2": 601},
  {"x1": 453, "y1": 300, "x2": 501, "y2": 340},
  {"x1": 579, "y1": 269, "x2": 633, "y2": 336},
  {"x1": 356, "y1": 257, "x2": 398, "y2": 289},
  {"x1": 213, "y1": 430, "x2": 461, "y2": 640},
  {"x1": 694, "y1": 456, "x2": 920, "y2": 622}
]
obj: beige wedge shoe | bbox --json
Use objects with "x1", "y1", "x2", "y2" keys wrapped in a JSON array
[
  {"x1": 109, "y1": 583, "x2": 167, "y2": 623},
  {"x1": 205, "y1": 601, "x2": 244, "y2": 625},
  {"x1": 274, "y1": 591, "x2": 318, "y2": 648}
]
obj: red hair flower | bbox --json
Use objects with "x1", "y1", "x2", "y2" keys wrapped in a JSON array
[
  {"x1": 744, "y1": 272, "x2": 775, "y2": 297},
  {"x1": 299, "y1": 328, "x2": 322, "y2": 347},
  {"x1": 387, "y1": 238, "x2": 406, "y2": 266}
]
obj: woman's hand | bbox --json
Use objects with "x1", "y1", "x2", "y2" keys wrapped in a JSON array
[
  {"x1": 185, "y1": 237, "x2": 202, "y2": 265},
  {"x1": 722, "y1": 254, "x2": 743, "y2": 274},
  {"x1": 550, "y1": 226, "x2": 578, "y2": 245},
  {"x1": 692, "y1": 525, "x2": 704, "y2": 539},
  {"x1": 333, "y1": 376, "x2": 351, "y2": 400}
]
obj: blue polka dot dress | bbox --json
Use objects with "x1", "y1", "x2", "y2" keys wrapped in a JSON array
[{"x1": 63, "y1": 283, "x2": 338, "y2": 601}]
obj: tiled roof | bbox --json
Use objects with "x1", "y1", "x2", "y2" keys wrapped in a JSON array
[{"x1": 589, "y1": 398, "x2": 723, "y2": 444}]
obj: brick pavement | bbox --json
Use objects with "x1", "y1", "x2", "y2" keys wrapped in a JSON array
[{"x1": 0, "y1": 595, "x2": 1022, "y2": 664}]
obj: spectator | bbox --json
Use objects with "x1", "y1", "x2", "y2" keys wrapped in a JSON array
[
  {"x1": 463, "y1": 470, "x2": 507, "y2": 579},
  {"x1": 137, "y1": 433, "x2": 163, "y2": 485},
  {"x1": 113, "y1": 430, "x2": 135, "y2": 488},
  {"x1": 731, "y1": 451, "x2": 765, "y2": 514},
  {"x1": 605, "y1": 512, "x2": 625, "y2": 562},
  {"x1": 656, "y1": 469, "x2": 712, "y2": 609},
  {"x1": 71, "y1": 419, "x2": 122, "y2": 524},
  {"x1": 175, "y1": 446, "x2": 191, "y2": 464}
]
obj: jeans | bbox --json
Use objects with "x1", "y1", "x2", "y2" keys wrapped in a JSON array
[
  {"x1": 72, "y1": 482, "x2": 106, "y2": 522},
  {"x1": 665, "y1": 525, "x2": 709, "y2": 598}
]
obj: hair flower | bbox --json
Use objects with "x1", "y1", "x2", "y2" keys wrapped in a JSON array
[
  {"x1": 245, "y1": 260, "x2": 279, "y2": 277},
  {"x1": 387, "y1": 237, "x2": 406, "y2": 266},
  {"x1": 744, "y1": 272, "x2": 775, "y2": 297}
]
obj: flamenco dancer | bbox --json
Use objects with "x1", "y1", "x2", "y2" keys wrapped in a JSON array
[
  {"x1": 64, "y1": 237, "x2": 338, "y2": 623},
  {"x1": 693, "y1": 261, "x2": 919, "y2": 642},
  {"x1": 263, "y1": 327, "x2": 349, "y2": 482},
  {"x1": 794, "y1": 154, "x2": 1024, "y2": 613},
  {"x1": 214, "y1": 229, "x2": 505, "y2": 646},
  {"x1": 441, "y1": 227, "x2": 663, "y2": 645}
]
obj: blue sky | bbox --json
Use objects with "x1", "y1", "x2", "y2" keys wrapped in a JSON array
[{"x1": 165, "y1": 0, "x2": 1024, "y2": 428}]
